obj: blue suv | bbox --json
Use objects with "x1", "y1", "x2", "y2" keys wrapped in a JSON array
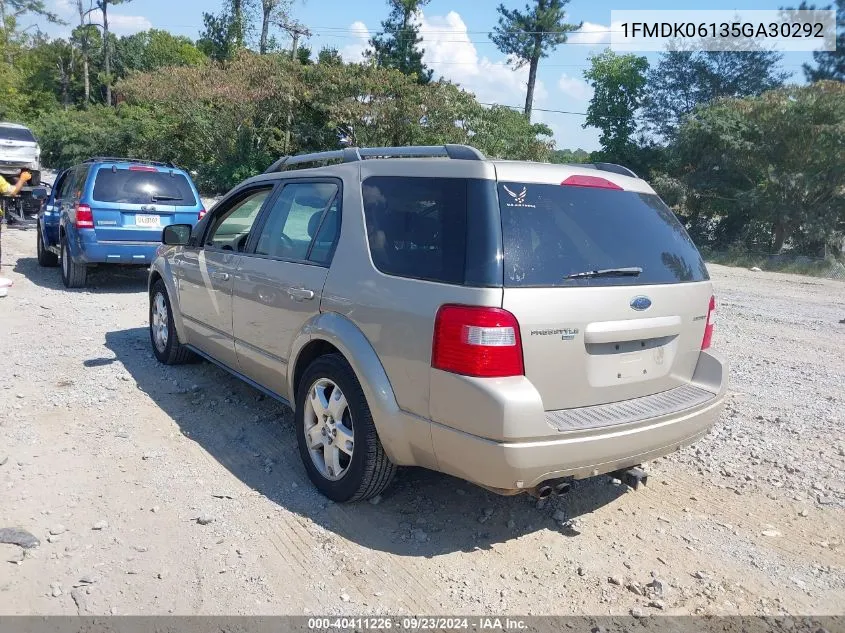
[{"x1": 37, "y1": 157, "x2": 204, "y2": 288}]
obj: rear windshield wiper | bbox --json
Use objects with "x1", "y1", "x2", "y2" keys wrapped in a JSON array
[
  {"x1": 564, "y1": 266, "x2": 643, "y2": 280},
  {"x1": 151, "y1": 195, "x2": 183, "y2": 202}
]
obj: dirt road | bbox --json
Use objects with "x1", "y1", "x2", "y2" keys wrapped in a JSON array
[{"x1": 1, "y1": 225, "x2": 843, "y2": 616}]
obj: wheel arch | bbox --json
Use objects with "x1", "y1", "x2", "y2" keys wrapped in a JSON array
[
  {"x1": 148, "y1": 260, "x2": 187, "y2": 344},
  {"x1": 288, "y1": 312, "x2": 434, "y2": 467}
]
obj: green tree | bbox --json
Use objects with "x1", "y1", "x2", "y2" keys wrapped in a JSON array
[
  {"x1": 643, "y1": 49, "x2": 788, "y2": 140},
  {"x1": 367, "y1": 0, "x2": 433, "y2": 84},
  {"x1": 0, "y1": 0, "x2": 63, "y2": 54},
  {"x1": 72, "y1": 1, "x2": 98, "y2": 105},
  {"x1": 198, "y1": 5, "x2": 245, "y2": 62},
  {"x1": 466, "y1": 104, "x2": 553, "y2": 160},
  {"x1": 113, "y1": 52, "x2": 554, "y2": 190},
  {"x1": 317, "y1": 46, "x2": 343, "y2": 66},
  {"x1": 115, "y1": 29, "x2": 206, "y2": 76},
  {"x1": 672, "y1": 81, "x2": 845, "y2": 253},
  {"x1": 490, "y1": 0, "x2": 580, "y2": 119},
  {"x1": 296, "y1": 45, "x2": 312, "y2": 65},
  {"x1": 34, "y1": 103, "x2": 183, "y2": 168},
  {"x1": 96, "y1": 0, "x2": 134, "y2": 105},
  {"x1": 549, "y1": 147, "x2": 589, "y2": 163},
  {"x1": 258, "y1": 0, "x2": 289, "y2": 54},
  {"x1": 20, "y1": 34, "x2": 76, "y2": 110},
  {"x1": 583, "y1": 50, "x2": 648, "y2": 164},
  {"x1": 797, "y1": 0, "x2": 845, "y2": 81}
]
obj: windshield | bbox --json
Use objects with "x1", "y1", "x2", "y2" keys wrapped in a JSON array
[
  {"x1": 0, "y1": 126, "x2": 37, "y2": 143},
  {"x1": 92, "y1": 168, "x2": 197, "y2": 207},
  {"x1": 499, "y1": 182, "x2": 709, "y2": 287}
]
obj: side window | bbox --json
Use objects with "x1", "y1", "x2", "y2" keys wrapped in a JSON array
[
  {"x1": 361, "y1": 176, "x2": 468, "y2": 284},
  {"x1": 308, "y1": 198, "x2": 339, "y2": 265},
  {"x1": 75, "y1": 165, "x2": 90, "y2": 199},
  {"x1": 254, "y1": 182, "x2": 339, "y2": 263},
  {"x1": 51, "y1": 172, "x2": 68, "y2": 201},
  {"x1": 59, "y1": 169, "x2": 77, "y2": 200},
  {"x1": 205, "y1": 188, "x2": 272, "y2": 252}
]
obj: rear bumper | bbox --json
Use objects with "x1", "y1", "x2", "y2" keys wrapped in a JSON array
[
  {"x1": 431, "y1": 391, "x2": 724, "y2": 490},
  {"x1": 427, "y1": 350, "x2": 727, "y2": 491},
  {"x1": 67, "y1": 230, "x2": 158, "y2": 265}
]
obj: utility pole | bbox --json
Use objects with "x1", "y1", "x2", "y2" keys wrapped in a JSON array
[{"x1": 282, "y1": 22, "x2": 311, "y2": 154}]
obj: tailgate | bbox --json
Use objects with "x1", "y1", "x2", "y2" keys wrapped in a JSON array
[
  {"x1": 91, "y1": 203, "x2": 188, "y2": 242},
  {"x1": 89, "y1": 165, "x2": 199, "y2": 241},
  {"x1": 0, "y1": 140, "x2": 37, "y2": 163},
  {"x1": 496, "y1": 177, "x2": 713, "y2": 410},
  {"x1": 504, "y1": 283, "x2": 713, "y2": 410}
]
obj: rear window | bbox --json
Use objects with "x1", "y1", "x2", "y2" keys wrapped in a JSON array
[
  {"x1": 499, "y1": 182, "x2": 709, "y2": 287},
  {"x1": 362, "y1": 176, "x2": 468, "y2": 284},
  {"x1": 0, "y1": 126, "x2": 36, "y2": 143},
  {"x1": 92, "y1": 168, "x2": 197, "y2": 207}
]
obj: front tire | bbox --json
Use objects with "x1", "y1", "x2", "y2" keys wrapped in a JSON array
[
  {"x1": 60, "y1": 235, "x2": 87, "y2": 288},
  {"x1": 295, "y1": 354, "x2": 396, "y2": 502},
  {"x1": 149, "y1": 280, "x2": 194, "y2": 365},
  {"x1": 37, "y1": 225, "x2": 59, "y2": 267}
]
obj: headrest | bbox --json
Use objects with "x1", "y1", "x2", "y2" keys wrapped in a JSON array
[
  {"x1": 308, "y1": 208, "x2": 338, "y2": 239},
  {"x1": 307, "y1": 211, "x2": 322, "y2": 238}
]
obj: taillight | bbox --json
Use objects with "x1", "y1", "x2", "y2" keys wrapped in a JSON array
[
  {"x1": 75, "y1": 203, "x2": 94, "y2": 229},
  {"x1": 701, "y1": 295, "x2": 716, "y2": 350},
  {"x1": 561, "y1": 175, "x2": 623, "y2": 190},
  {"x1": 198, "y1": 208, "x2": 207, "y2": 220},
  {"x1": 432, "y1": 305, "x2": 524, "y2": 378},
  {"x1": 129, "y1": 165, "x2": 157, "y2": 172}
]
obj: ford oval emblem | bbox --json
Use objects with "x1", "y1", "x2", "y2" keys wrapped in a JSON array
[{"x1": 630, "y1": 296, "x2": 652, "y2": 311}]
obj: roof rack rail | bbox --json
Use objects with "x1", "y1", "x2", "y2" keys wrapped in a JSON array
[
  {"x1": 83, "y1": 157, "x2": 176, "y2": 168},
  {"x1": 588, "y1": 162, "x2": 638, "y2": 179},
  {"x1": 264, "y1": 144, "x2": 485, "y2": 174}
]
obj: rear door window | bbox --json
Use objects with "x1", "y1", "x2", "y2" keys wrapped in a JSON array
[
  {"x1": 499, "y1": 182, "x2": 709, "y2": 287},
  {"x1": 253, "y1": 181, "x2": 339, "y2": 262},
  {"x1": 92, "y1": 168, "x2": 197, "y2": 206},
  {"x1": 362, "y1": 176, "x2": 467, "y2": 284}
]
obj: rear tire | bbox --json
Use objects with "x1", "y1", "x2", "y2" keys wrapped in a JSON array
[
  {"x1": 149, "y1": 280, "x2": 194, "y2": 365},
  {"x1": 295, "y1": 354, "x2": 396, "y2": 502},
  {"x1": 36, "y1": 225, "x2": 58, "y2": 267},
  {"x1": 60, "y1": 235, "x2": 87, "y2": 288}
]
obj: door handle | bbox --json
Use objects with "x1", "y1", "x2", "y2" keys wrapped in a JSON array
[
  {"x1": 287, "y1": 287, "x2": 315, "y2": 301},
  {"x1": 210, "y1": 271, "x2": 230, "y2": 281}
]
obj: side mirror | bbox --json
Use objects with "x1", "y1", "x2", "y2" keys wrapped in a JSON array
[
  {"x1": 30, "y1": 187, "x2": 48, "y2": 200},
  {"x1": 162, "y1": 224, "x2": 192, "y2": 246}
]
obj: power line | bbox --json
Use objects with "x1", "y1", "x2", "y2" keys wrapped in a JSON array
[{"x1": 480, "y1": 102, "x2": 589, "y2": 116}]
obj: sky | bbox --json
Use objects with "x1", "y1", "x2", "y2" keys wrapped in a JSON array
[{"x1": 39, "y1": 0, "x2": 816, "y2": 151}]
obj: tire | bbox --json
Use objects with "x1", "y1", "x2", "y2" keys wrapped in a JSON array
[
  {"x1": 149, "y1": 280, "x2": 194, "y2": 365},
  {"x1": 295, "y1": 354, "x2": 396, "y2": 502},
  {"x1": 60, "y1": 234, "x2": 87, "y2": 288},
  {"x1": 36, "y1": 225, "x2": 59, "y2": 267}
]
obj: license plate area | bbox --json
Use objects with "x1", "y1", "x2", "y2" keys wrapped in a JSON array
[
  {"x1": 586, "y1": 337, "x2": 676, "y2": 386},
  {"x1": 136, "y1": 214, "x2": 161, "y2": 227}
]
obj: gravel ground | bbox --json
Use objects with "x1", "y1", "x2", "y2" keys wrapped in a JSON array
[{"x1": 0, "y1": 225, "x2": 843, "y2": 616}]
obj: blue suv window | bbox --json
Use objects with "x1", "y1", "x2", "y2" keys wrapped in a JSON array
[{"x1": 92, "y1": 168, "x2": 197, "y2": 206}]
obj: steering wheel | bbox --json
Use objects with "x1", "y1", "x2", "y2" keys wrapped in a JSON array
[
  {"x1": 278, "y1": 233, "x2": 294, "y2": 253},
  {"x1": 235, "y1": 234, "x2": 250, "y2": 252}
]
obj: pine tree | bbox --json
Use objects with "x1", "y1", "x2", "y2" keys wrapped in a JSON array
[
  {"x1": 367, "y1": 0, "x2": 433, "y2": 84},
  {"x1": 801, "y1": 0, "x2": 844, "y2": 81},
  {"x1": 490, "y1": 0, "x2": 581, "y2": 120}
]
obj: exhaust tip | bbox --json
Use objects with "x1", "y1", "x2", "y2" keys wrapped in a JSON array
[
  {"x1": 553, "y1": 482, "x2": 571, "y2": 496},
  {"x1": 536, "y1": 485, "x2": 553, "y2": 499}
]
